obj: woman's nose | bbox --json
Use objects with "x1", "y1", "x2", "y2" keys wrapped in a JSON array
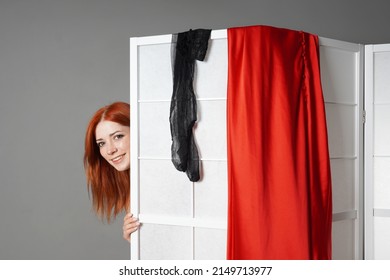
[{"x1": 106, "y1": 143, "x2": 118, "y2": 155}]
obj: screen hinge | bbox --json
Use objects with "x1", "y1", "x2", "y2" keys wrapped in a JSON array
[{"x1": 362, "y1": 110, "x2": 366, "y2": 124}]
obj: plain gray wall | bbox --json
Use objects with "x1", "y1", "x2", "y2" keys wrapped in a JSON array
[{"x1": 0, "y1": 0, "x2": 389, "y2": 260}]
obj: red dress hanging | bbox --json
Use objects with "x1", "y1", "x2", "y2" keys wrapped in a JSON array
[{"x1": 227, "y1": 25, "x2": 332, "y2": 260}]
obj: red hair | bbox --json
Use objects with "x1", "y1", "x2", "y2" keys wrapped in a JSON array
[{"x1": 84, "y1": 102, "x2": 130, "y2": 222}]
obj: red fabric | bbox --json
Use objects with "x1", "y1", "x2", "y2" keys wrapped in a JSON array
[{"x1": 227, "y1": 26, "x2": 332, "y2": 260}]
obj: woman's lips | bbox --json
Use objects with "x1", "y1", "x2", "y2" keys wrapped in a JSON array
[{"x1": 111, "y1": 153, "x2": 125, "y2": 163}]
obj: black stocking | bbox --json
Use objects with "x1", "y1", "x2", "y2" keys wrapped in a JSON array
[{"x1": 169, "y1": 29, "x2": 211, "y2": 182}]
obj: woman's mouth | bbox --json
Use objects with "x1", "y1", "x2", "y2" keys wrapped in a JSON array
[{"x1": 111, "y1": 154, "x2": 125, "y2": 163}]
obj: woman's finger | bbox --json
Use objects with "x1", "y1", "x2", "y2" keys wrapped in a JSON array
[{"x1": 122, "y1": 215, "x2": 140, "y2": 242}]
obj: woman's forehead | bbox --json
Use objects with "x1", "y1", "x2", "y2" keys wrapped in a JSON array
[{"x1": 95, "y1": 120, "x2": 129, "y2": 138}]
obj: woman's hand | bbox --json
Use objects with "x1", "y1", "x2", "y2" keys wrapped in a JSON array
[{"x1": 123, "y1": 213, "x2": 140, "y2": 242}]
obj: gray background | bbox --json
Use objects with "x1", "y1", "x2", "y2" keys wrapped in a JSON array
[{"x1": 0, "y1": 0, "x2": 389, "y2": 260}]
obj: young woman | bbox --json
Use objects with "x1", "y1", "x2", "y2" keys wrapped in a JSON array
[{"x1": 84, "y1": 101, "x2": 138, "y2": 242}]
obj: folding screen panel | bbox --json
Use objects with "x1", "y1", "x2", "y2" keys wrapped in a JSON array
[
  {"x1": 319, "y1": 39, "x2": 364, "y2": 260},
  {"x1": 130, "y1": 30, "x2": 228, "y2": 260},
  {"x1": 130, "y1": 30, "x2": 363, "y2": 260},
  {"x1": 365, "y1": 44, "x2": 390, "y2": 259}
]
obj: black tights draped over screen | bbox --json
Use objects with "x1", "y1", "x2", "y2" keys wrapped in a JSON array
[{"x1": 169, "y1": 29, "x2": 211, "y2": 182}]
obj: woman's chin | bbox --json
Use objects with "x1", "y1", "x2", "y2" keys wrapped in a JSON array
[{"x1": 111, "y1": 162, "x2": 130, "y2": 172}]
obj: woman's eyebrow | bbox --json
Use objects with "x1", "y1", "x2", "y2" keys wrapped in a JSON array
[
  {"x1": 96, "y1": 130, "x2": 122, "y2": 142},
  {"x1": 109, "y1": 130, "x2": 122, "y2": 136}
]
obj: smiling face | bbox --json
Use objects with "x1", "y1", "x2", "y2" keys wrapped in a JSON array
[{"x1": 95, "y1": 120, "x2": 130, "y2": 172}]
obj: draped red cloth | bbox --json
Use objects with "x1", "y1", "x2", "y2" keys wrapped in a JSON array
[{"x1": 227, "y1": 26, "x2": 332, "y2": 260}]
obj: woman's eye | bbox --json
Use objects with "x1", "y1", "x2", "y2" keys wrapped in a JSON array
[
  {"x1": 97, "y1": 142, "x2": 104, "y2": 148},
  {"x1": 114, "y1": 134, "x2": 124, "y2": 140}
]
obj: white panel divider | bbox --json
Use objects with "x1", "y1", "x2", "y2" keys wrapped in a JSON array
[{"x1": 365, "y1": 44, "x2": 390, "y2": 259}]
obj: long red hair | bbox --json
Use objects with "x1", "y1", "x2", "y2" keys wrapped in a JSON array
[{"x1": 84, "y1": 102, "x2": 130, "y2": 222}]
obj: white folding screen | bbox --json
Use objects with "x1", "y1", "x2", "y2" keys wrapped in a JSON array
[
  {"x1": 365, "y1": 44, "x2": 390, "y2": 259},
  {"x1": 130, "y1": 29, "x2": 364, "y2": 260}
]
